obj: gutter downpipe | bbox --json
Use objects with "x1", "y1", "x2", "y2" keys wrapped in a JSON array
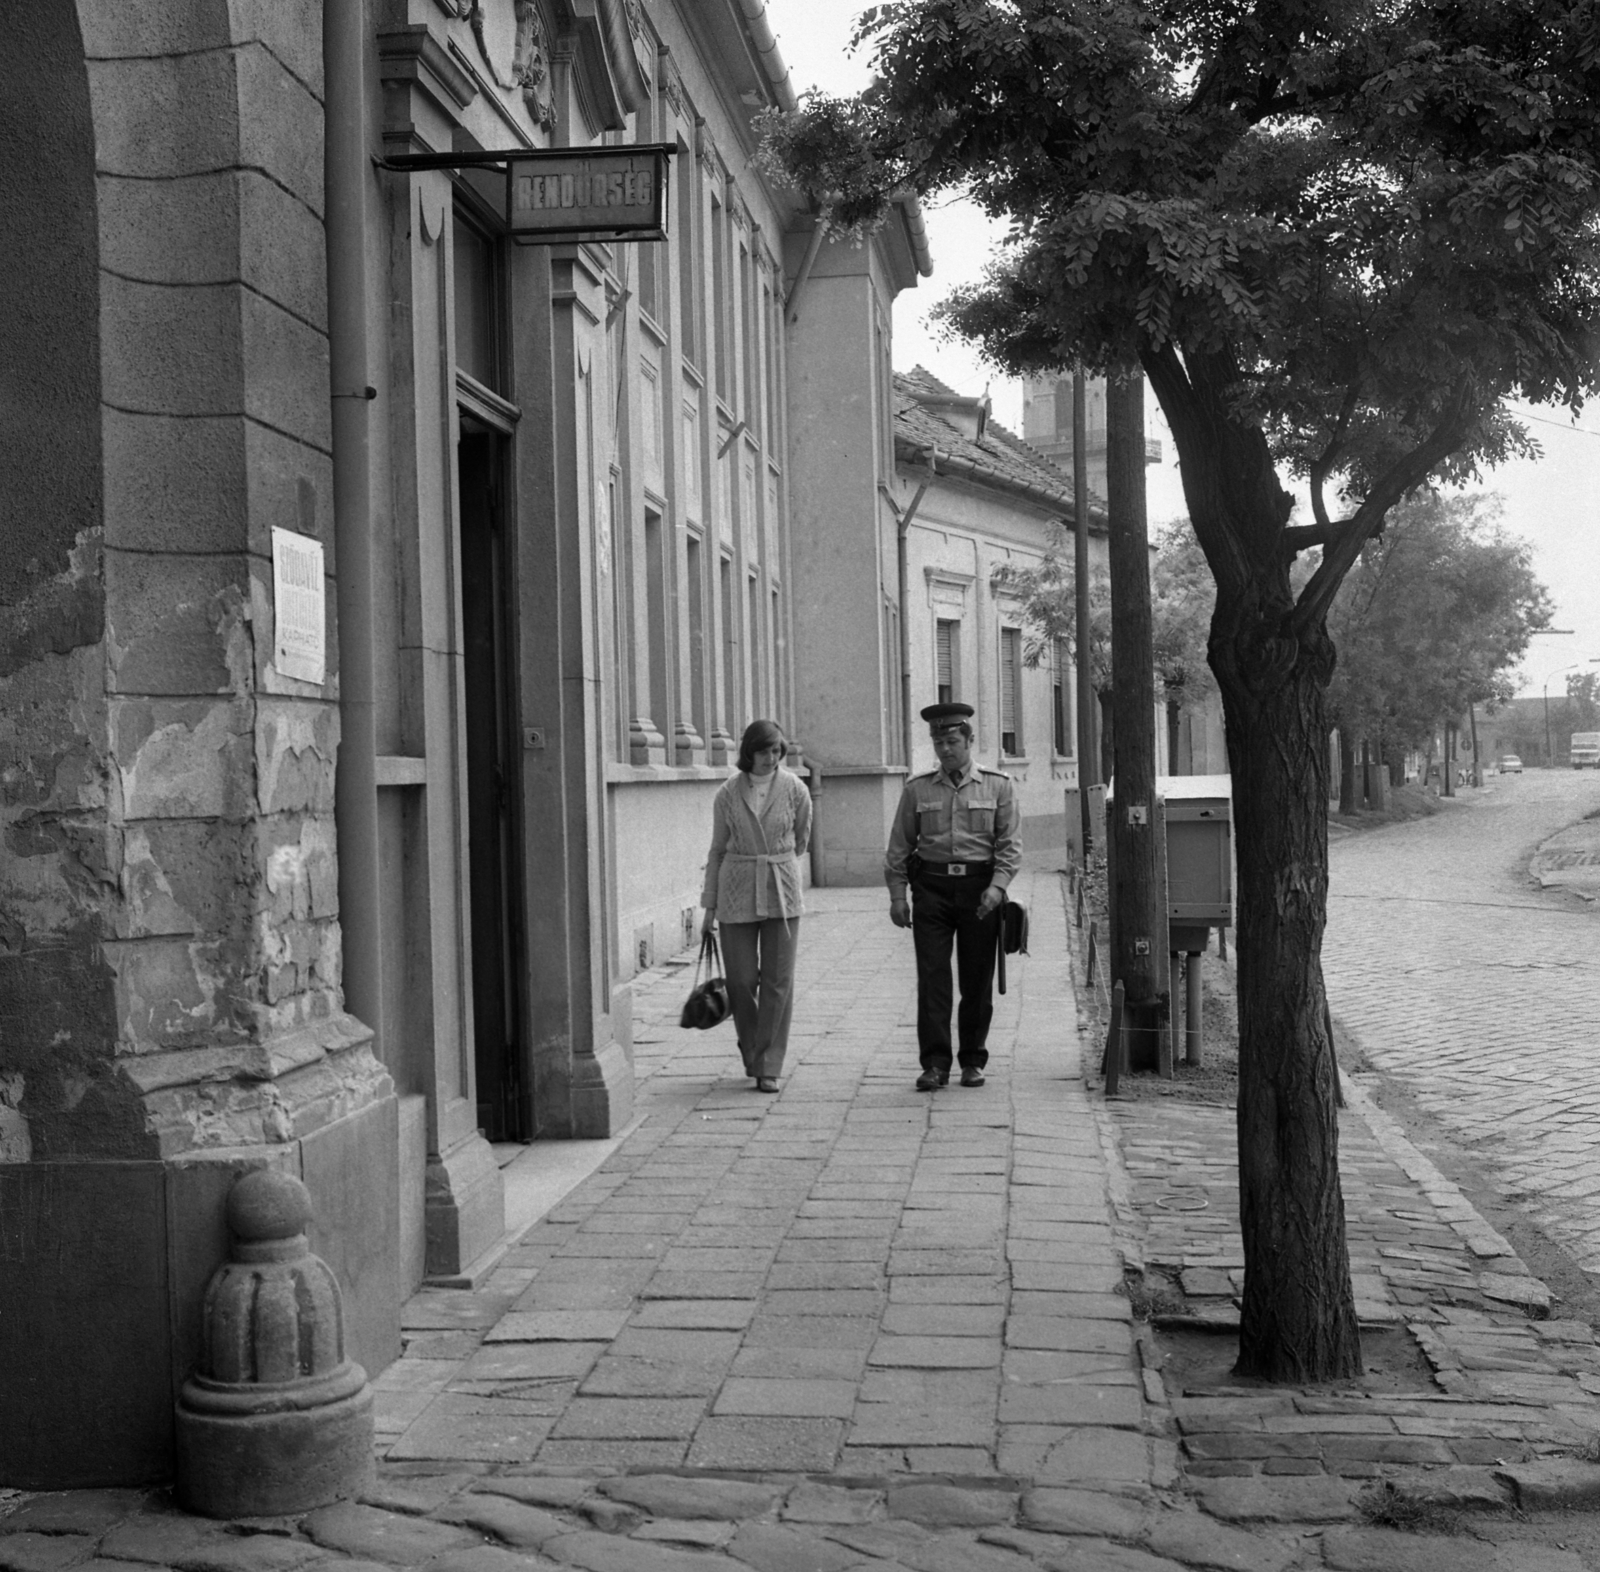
[
  {"x1": 786, "y1": 213, "x2": 826, "y2": 322},
  {"x1": 807, "y1": 765, "x2": 824, "y2": 888},
  {"x1": 895, "y1": 466, "x2": 933, "y2": 772},
  {"x1": 326, "y1": 0, "x2": 381, "y2": 1035}
]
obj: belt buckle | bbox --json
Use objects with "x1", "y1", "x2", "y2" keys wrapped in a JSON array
[{"x1": 947, "y1": 862, "x2": 966, "y2": 877}]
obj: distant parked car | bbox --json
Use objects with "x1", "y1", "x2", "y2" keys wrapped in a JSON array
[{"x1": 1499, "y1": 754, "x2": 1523, "y2": 773}]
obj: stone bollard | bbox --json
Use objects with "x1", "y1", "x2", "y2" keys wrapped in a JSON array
[{"x1": 176, "y1": 1169, "x2": 375, "y2": 1517}]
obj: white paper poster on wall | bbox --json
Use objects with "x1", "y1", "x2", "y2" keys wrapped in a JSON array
[{"x1": 271, "y1": 526, "x2": 326, "y2": 685}]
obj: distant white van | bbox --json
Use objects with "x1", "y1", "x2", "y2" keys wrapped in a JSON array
[{"x1": 1572, "y1": 731, "x2": 1600, "y2": 769}]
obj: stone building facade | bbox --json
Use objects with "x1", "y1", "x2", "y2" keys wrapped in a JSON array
[{"x1": 0, "y1": 0, "x2": 926, "y2": 1487}]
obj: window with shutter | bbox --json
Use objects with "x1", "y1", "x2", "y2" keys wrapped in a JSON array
[
  {"x1": 1001, "y1": 626, "x2": 1022, "y2": 755},
  {"x1": 936, "y1": 619, "x2": 958, "y2": 705}
]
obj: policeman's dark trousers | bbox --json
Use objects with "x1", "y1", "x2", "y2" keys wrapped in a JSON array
[
  {"x1": 911, "y1": 871, "x2": 999, "y2": 1075},
  {"x1": 720, "y1": 917, "x2": 801, "y2": 1080}
]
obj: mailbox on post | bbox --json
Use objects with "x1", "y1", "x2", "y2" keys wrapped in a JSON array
[
  {"x1": 1159, "y1": 774, "x2": 1232, "y2": 1068},
  {"x1": 1163, "y1": 775, "x2": 1233, "y2": 945}
]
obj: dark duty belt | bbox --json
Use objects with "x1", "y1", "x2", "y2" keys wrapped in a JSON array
[{"x1": 919, "y1": 861, "x2": 994, "y2": 878}]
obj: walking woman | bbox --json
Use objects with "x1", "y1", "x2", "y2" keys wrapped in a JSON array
[{"x1": 700, "y1": 720, "x2": 811, "y2": 1092}]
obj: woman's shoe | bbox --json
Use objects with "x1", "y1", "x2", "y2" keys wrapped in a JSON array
[{"x1": 756, "y1": 1076, "x2": 779, "y2": 1093}]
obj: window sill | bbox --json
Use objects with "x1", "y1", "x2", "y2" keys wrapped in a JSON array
[{"x1": 607, "y1": 762, "x2": 735, "y2": 785}]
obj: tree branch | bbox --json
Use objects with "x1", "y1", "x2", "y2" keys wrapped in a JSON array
[
  {"x1": 1291, "y1": 390, "x2": 1477, "y2": 635},
  {"x1": 1308, "y1": 383, "x2": 1360, "y2": 529},
  {"x1": 1282, "y1": 517, "x2": 1362, "y2": 556}
]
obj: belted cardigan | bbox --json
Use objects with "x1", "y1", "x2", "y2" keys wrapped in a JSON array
[{"x1": 700, "y1": 767, "x2": 812, "y2": 923}]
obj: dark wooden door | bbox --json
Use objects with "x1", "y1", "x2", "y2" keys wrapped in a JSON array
[{"x1": 457, "y1": 425, "x2": 530, "y2": 1141}]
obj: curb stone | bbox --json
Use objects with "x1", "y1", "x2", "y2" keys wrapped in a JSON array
[{"x1": 1495, "y1": 1458, "x2": 1600, "y2": 1511}]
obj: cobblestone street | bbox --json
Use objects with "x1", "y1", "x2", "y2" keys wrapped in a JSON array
[{"x1": 1323, "y1": 772, "x2": 1600, "y2": 1273}]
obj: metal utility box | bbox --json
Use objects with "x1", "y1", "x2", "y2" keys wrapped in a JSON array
[{"x1": 1161, "y1": 774, "x2": 1232, "y2": 951}]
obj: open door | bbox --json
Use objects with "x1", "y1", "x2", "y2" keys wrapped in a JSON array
[{"x1": 457, "y1": 422, "x2": 531, "y2": 1141}]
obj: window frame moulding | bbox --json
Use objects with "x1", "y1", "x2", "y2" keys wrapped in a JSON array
[
  {"x1": 456, "y1": 369, "x2": 521, "y2": 434},
  {"x1": 924, "y1": 565, "x2": 975, "y2": 611}
]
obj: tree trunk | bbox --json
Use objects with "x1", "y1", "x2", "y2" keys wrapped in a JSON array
[
  {"x1": 1144, "y1": 342, "x2": 1359, "y2": 1383},
  {"x1": 1106, "y1": 367, "x2": 1166, "y2": 1069},
  {"x1": 1221, "y1": 650, "x2": 1362, "y2": 1381},
  {"x1": 1336, "y1": 730, "x2": 1359, "y2": 815},
  {"x1": 1167, "y1": 699, "x2": 1183, "y2": 776}
]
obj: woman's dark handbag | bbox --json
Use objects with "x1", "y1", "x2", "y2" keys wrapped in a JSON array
[
  {"x1": 680, "y1": 932, "x2": 731, "y2": 1029},
  {"x1": 995, "y1": 894, "x2": 1029, "y2": 995}
]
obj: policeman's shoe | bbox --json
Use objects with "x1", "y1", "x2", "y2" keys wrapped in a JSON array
[
  {"x1": 959, "y1": 1067, "x2": 985, "y2": 1088},
  {"x1": 915, "y1": 1069, "x2": 947, "y2": 1092}
]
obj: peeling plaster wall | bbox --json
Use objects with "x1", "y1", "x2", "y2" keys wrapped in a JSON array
[
  {"x1": 0, "y1": 7, "x2": 126, "y2": 1161},
  {"x1": 3, "y1": 0, "x2": 371, "y2": 1162}
]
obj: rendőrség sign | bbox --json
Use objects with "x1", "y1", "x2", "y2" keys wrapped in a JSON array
[{"x1": 509, "y1": 150, "x2": 664, "y2": 236}]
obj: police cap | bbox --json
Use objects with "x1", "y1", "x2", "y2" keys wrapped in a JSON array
[{"x1": 920, "y1": 702, "x2": 974, "y2": 731}]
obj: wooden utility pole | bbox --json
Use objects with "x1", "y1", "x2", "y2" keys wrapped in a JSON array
[
  {"x1": 1105, "y1": 367, "x2": 1166, "y2": 1070},
  {"x1": 1072, "y1": 370, "x2": 1098, "y2": 854}
]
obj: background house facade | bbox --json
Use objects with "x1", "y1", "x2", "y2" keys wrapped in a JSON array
[{"x1": 792, "y1": 366, "x2": 1114, "y2": 885}]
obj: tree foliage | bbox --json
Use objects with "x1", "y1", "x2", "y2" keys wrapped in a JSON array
[
  {"x1": 1325, "y1": 492, "x2": 1553, "y2": 753},
  {"x1": 993, "y1": 521, "x2": 1217, "y2": 709},
  {"x1": 761, "y1": 0, "x2": 1600, "y2": 583},
  {"x1": 1566, "y1": 670, "x2": 1600, "y2": 730}
]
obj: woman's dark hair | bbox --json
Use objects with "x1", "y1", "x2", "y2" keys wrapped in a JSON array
[{"x1": 737, "y1": 719, "x2": 788, "y2": 773}]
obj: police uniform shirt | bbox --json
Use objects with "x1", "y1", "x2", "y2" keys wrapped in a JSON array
[{"x1": 884, "y1": 762, "x2": 1023, "y2": 902}]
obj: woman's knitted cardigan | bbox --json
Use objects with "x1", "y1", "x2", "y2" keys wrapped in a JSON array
[{"x1": 700, "y1": 767, "x2": 812, "y2": 922}]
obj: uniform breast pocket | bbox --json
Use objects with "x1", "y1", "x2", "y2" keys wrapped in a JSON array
[
  {"x1": 917, "y1": 802, "x2": 950, "y2": 836},
  {"x1": 965, "y1": 797, "x2": 997, "y2": 831}
]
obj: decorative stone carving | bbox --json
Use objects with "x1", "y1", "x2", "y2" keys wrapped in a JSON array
[
  {"x1": 697, "y1": 123, "x2": 723, "y2": 179},
  {"x1": 464, "y1": 0, "x2": 507, "y2": 85},
  {"x1": 175, "y1": 1169, "x2": 375, "y2": 1518},
  {"x1": 661, "y1": 60, "x2": 684, "y2": 120},
  {"x1": 451, "y1": 0, "x2": 555, "y2": 130},
  {"x1": 512, "y1": 0, "x2": 557, "y2": 130}
]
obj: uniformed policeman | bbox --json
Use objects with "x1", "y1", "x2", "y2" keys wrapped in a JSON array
[{"x1": 885, "y1": 702, "x2": 1023, "y2": 1090}]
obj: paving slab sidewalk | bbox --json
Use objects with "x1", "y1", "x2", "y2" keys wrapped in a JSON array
[
  {"x1": 7, "y1": 858, "x2": 1600, "y2": 1571},
  {"x1": 1091, "y1": 801, "x2": 1600, "y2": 1547}
]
